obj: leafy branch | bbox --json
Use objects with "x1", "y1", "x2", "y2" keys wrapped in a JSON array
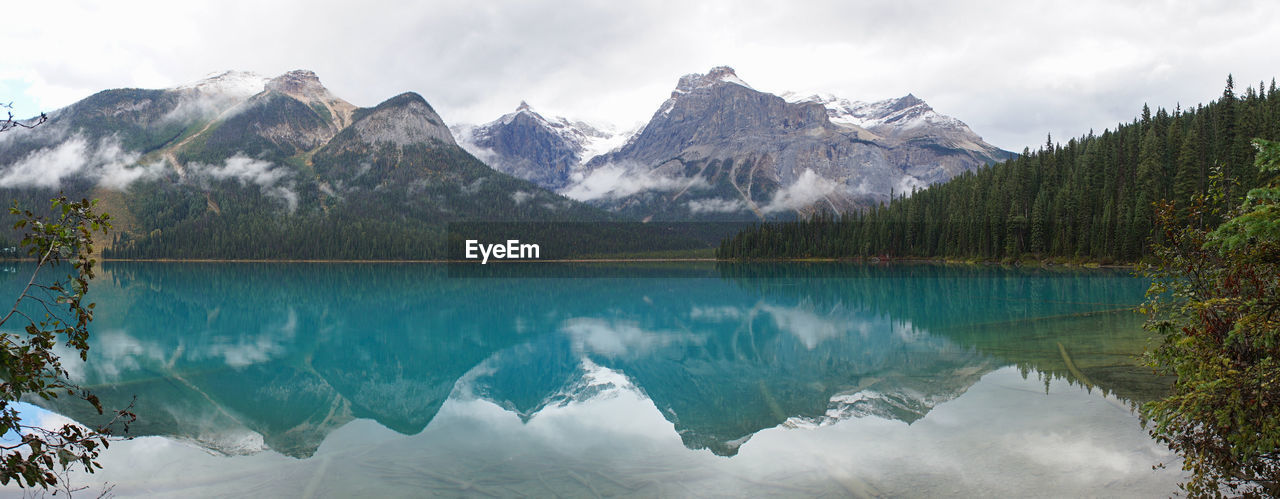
[{"x1": 0, "y1": 196, "x2": 135, "y2": 490}]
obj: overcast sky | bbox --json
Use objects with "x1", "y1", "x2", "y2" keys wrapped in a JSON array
[{"x1": 3, "y1": 0, "x2": 1278, "y2": 151}]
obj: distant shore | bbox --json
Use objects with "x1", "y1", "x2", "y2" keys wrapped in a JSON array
[
  {"x1": 82, "y1": 257, "x2": 1136, "y2": 269},
  {"x1": 93, "y1": 258, "x2": 720, "y2": 263}
]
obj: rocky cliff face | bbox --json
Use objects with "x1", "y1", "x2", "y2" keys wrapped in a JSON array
[
  {"x1": 458, "y1": 66, "x2": 1011, "y2": 221},
  {"x1": 453, "y1": 102, "x2": 622, "y2": 190},
  {"x1": 564, "y1": 67, "x2": 1010, "y2": 220},
  {"x1": 351, "y1": 92, "x2": 456, "y2": 147},
  {"x1": 786, "y1": 92, "x2": 1009, "y2": 186}
]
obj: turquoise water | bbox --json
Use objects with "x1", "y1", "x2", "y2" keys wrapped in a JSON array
[{"x1": 2, "y1": 262, "x2": 1182, "y2": 497}]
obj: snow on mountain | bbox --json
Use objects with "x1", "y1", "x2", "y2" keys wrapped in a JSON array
[
  {"x1": 566, "y1": 66, "x2": 1012, "y2": 220},
  {"x1": 657, "y1": 66, "x2": 755, "y2": 117},
  {"x1": 456, "y1": 66, "x2": 1011, "y2": 219},
  {"x1": 176, "y1": 70, "x2": 270, "y2": 99},
  {"x1": 783, "y1": 92, "x2": 965, "y2": 131},
  {"x1": 452, "y1": 102, "x2": 628, "y2": 190}
]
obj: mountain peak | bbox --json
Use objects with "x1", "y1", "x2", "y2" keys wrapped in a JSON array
[
  {"x1": 176, "y1": 70, "x2": 269, "y2": 98},
  {"x1": 266, "y1": 70, "x2": 326, "y2": 96},
  {"x1": 891, "y1": 93, "x2": 927, "y2": 111},
  {"x1": 260, "y1": 70, "x2": 357, "y2": 128},
  {"x1": 496, "y1": 101, "x2": 547, "y2": 127},
  {"x1": 674, "y1": 66, "x2": 753, "y2": 94},
  {"x1": 351, "y1": 92, "x2": 455, "y2": 147}
]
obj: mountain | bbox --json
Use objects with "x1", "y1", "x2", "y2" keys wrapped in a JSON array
[
  {"x1": 0, "y1": 70, "x2": 608, "y2": 259},
  {"x1": 718, "y1": 77, "x2": 1279, "y2": 262},
  {"x1": 570, "y1": 67, "x2": 1010, "y2": 221},
  {"x1": 783, "y1": 92, "x2": 1008, "y2": 171},
  {"x1": 458, "y1": 67, "x2": 1010, "y2": 221},
  {"x1": 452, "y1": 102, "x2": 625, "y2": 190}
]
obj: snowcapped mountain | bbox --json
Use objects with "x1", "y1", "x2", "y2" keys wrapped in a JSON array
[
  {"x1": 783, "y1": 92, "x2": 999, "y2": 156},
  {"x1": 452, "y1": 102, "x2": 627, "y2": 190},
  {"x1": 458, "y1": 66, "x2": 1012, "y2": 221},
  {"x1": 175, "y1": 70, "x2": 271, "y2": 99},
  {"x1": 558, "y1": 66, "x2": 1010, "y2": 220},
  {"x1": 656, "y1": 65, "x2": 756, "y2": 116}
]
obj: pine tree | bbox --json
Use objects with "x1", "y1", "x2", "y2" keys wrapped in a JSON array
[{"x1": 1173, "y1": 121, "x2": 1204, "y2": 223}]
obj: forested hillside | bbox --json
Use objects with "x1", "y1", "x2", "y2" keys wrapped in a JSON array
[
  {"x1": 719, "y1": 77, "x2": 1280, "y2": 262},
  {"x1": 0, "y1": 71, "x2": 613, "y2": 260}
]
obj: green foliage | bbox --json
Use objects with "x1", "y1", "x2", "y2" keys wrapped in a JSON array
[
  {"x1": 1207, "y1": 139, "x2": 1280, "y2": 253},
  {"x1": 719, "y1": 76, "x2": 1277, "y2": 263},
  {"x1": 0, "y1": 196, "x2": 134, "y2": 490},
  {"x1": 1141, "y1": 138, "x2": 1280, "y2": 496}
]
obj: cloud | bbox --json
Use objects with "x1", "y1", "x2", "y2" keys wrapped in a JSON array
[
  {"x1": 189, "y1": 155, "x2": 299, "y2": 212},
  {"x1": 199, "y1": 155, "x2": 288, "y2": 186},
  {"x1": 511, "y1": 190, "x2": 535, "y2": 205},
  {"x1": 0, "y1": 136, "x2": 90, "y2": 188},
  {"x1": 761, "y1": 168, "x2": 837, "y2": 214},
  {"x1": 0, "y1": 135, "x2": 164, "y2": 189},
  {"x1": 0, "y1": 136, "x2": 301, "y2": 213},
  {"x1": 894, "y1": 175, "x2": 927, "y2": 198},
  {"x1": 686, "y1": 197, "x2": 747, "y2": 214},
  {"x1": 451, "y1": 124, "x2": 501, "y2": 166},
  {"x1": 561, "y1": 164, "x2": 706, "y2": 201},
  {"x1": 160, "y1": 92, "x2": 248, "y2": 125},
  {"x1": 5, "y1": 1, "x2": 1280, "y2": 153}
]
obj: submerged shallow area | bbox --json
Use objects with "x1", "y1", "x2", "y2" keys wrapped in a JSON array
[{"x1": 1, "y1": 262, "x2": 1182, "y2": 497}]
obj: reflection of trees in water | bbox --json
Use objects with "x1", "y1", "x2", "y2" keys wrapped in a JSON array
[
  {"x1": 30, "y1": 262, "x2": 1162, "y2": 458},
  {"x1": 717, "y1": 262, "x2": 1168, "y2": 402}
]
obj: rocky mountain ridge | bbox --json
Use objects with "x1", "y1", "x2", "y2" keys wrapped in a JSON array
[
  {"x1": 0, "y1": 69, "x2": 606, "y2": 259},
  {"x1": 457, "y1": 66, "x2": 1012, "y2": 221}
]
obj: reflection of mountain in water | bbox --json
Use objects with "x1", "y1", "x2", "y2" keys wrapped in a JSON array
[
  {"x1": 570, "y1": 302, "x2": 993, "y2": 456},
  {"x1": 17, "y1": 262, "x2": 1160, "y2": 459}
]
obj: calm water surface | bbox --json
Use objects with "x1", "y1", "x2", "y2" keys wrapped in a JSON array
[{"x1": 1, "y1": 262, "x2": 1183, "y2": 497}]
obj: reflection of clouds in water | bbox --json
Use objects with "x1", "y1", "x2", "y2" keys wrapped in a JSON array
[
  {"x1": 688, "y1": 306, "x2": 744, "y2": 321},
  {"x1": 560, "y1": 317, "x2": 702, "y2": 358},
  {"x1": 693, "y1": 301, "x2": 924, "y2": 350},
  {"x1": 55, "y1": 328, "x2": 168, "y2": 383},
  {"x1": 1009, "y1": 431, "x2": 1137, "y2": 475},
  {"x1": 69, "y1": 366, "x2": 1180, "y2": 497},
  {"x1": 759, "y1": 303, "x2": 855, "y2": 349},
  {"x1": 71, "y1": 308, "x2": 302, "y2": 378},
  {"x1": 746, "y1": 368, "x2": 1180, "y2": 495},
  {"x1": 197, "y1": 308, "x2": 297, "y2": 368}
]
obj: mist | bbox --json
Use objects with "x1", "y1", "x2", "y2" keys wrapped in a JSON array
[
  {"x1": 761, "y1": 169, "x2": 837, "y2": 214},
  {"x1": 561, "y1": 164, "x2": 707, "y2": 202},
  {"x1": 0, "y1": 135, "x2": 299, "y2": 213},
  {"x1": 188, "y1": 155, "x2": 300, "y2": 213},
  {"x1": 0, "y1": 135, "x2": 162, "y2": 190}
]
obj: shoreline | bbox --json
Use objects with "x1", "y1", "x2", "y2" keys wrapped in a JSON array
[
  {"x1": 92, "y1": 258, "x2": 722, "y2": 263},
  {"x1": 75, "y1": 257, "x2": 1134, "y2": 269}
]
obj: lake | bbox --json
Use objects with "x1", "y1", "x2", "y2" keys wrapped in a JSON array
[{"x1": 1, "y1": 262, "x2": 1184, "y2": 497}]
